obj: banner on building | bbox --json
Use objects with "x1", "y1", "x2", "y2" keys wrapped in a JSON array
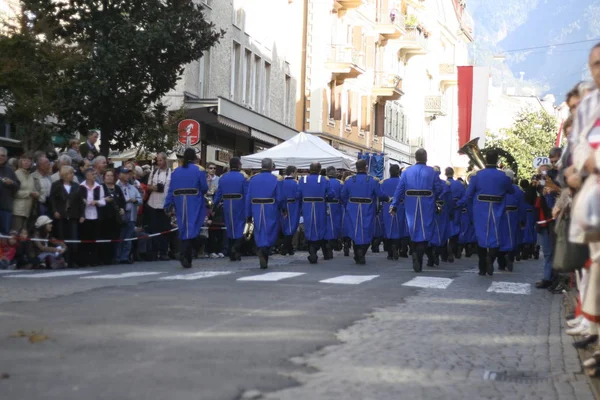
[{"x1": 457, "y1": 66, "x2": 490, "y2": 149}]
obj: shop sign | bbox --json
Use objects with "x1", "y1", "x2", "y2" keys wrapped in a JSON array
[
  {"x1": 174, "y1": 119, "x2": 201, "y2": 155},
  {"x1": 216, "y1": 150, "x2": 232, "y2": 163}
]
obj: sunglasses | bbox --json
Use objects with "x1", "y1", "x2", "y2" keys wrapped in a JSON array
[{"x1": 208, "y1": 167, "x2": 216, "y2": 170}]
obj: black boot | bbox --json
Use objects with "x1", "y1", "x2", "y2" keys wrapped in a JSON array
[
  {"x1": 487, "y1": 248, "x2": 498, "y2": 276},
  {"x1": 477, "y1": 246, "x2": 487, "y2": 276},
  {"x1": 385, "y1": 240, "x2": 393, "y2": 260},
  {"x1": 353, "y1": 244, "x2": 366, "y2": 265},
  {"x1": 371, "y1": 237, "x2": 381, "y2": 253},
  {"x1": 412, "y1": 242, "x2": 424, "y2": 272},
  {"x1": 498, "y1": 252, "x2": 507, "y2": 271},
  {"x1": 507, "y1": 251, "x2": 515, "y2": 272},
  {"x1": 324, "y1": 240, "x2": 334, "y2": 260},
  {"x1": 343, "y1": 238, "x2": 351, "y2": 257},
  {"x1": 334, "y1": 238, "x2": 343, "y2": 251},
  {"x1": 399, "y1": 237, "x2": 409, "y2": 258},
  {"x1": 258, "y1": 247, "x2": 269, "y2": 269},
  {"x1": 307, "y1": 242, "x2": 318, "y2": 264},
  {"x1": 391, "y1": 239, "x2": 400, "y2": 260},
  {"x1": 426, "y1": 247, "x2": 434, "y2": 267}
]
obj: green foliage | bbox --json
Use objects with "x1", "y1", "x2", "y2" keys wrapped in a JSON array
[
  {"x1": 486, "y1": 108, "x2": 558, "y2": 179},
  {"x1": 0, "y1": 0, "x2": 223, "y2": 155}
]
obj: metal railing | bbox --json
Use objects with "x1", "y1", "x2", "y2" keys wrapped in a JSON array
[
  {"x1": 329, "y1": 44, "x2": 365, "y2": 70},
  {"x1": 375, "y1": 72, "x2": 402, "y2": 91},
  {"x1": 424, "y1": 95, "x2": 448, "y2": 115},
  {"x1": 403, "y1": 27, "x2": 428, "y2": 50}
]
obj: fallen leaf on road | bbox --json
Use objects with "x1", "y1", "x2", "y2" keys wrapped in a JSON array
[
  {"x1": 10, "y1": 330, "x2": 27, "y2": 338},
  {"x1": 1, "y1": 373, "x2": 9, "y2": 379},
  {"x1": 28, "y1": 332, "x2": 49, "y2": 343}
]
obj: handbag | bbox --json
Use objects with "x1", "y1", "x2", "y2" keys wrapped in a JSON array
[{"x1": 553, "y1": 207, "x2": 589, "y2": 273}]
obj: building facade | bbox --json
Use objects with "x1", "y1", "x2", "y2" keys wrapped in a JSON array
[
  {"x1": 298, "y1": 0, "x2": 473, "y2": 172},
  {"x1": 164, "y1": 0, "x2": 301, "y2": 168}
]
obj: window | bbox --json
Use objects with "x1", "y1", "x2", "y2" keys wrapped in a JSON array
[
  {"x1": 360, "y1": 96, "x2": 369, "y2": 131},
  {"x1": 284, "y1": 75, "x2": 292, "y2": 125},
  {"x1": 231, "y1": 42, "x2": 241, "y2": 100},
  {"x1": 263, "y1": 62, "x2": 271, "y2": 115},
  {"x1": 243, "y1": 49, "x2": 252, "y2": 105},
  {"x1": 252, "y1": 55, "x2": 261, "y2": 109},
  {"x1": 345, "y1": 90, "x2": 352, "y2": 128},
  {"x1": 233, "y1": 0, "x2": 244, "y2": 29},
  {"x1": 199, "y1": 50, "x2": 211, "y2": 98}
]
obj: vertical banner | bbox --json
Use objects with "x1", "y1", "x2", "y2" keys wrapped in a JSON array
[{"x1": 457, "y1": 66, "x2": 490, "y2": 148}]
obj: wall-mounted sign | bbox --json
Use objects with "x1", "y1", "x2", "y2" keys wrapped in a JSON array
[
  {"x1": 216, "y1": 150, "x2": 232, "y2": 163},
  {"x1": 173, "y1": 119, "x2": 201, "y2": 156}
]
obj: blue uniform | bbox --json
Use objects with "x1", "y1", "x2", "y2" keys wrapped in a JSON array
[
  {"x1": 431, "y1": 178, "x2": 452, "y2": 247},
  {"x1": 297, "y1": 174, "x2": 331, "y2": 242},
  {"x1": 392, "y1": 164, "x2": 443, "y2": 243},
  {"x1": 325, "y1": 178, "x2": 343, "y2": 241},
  {"x1": 246, "y1": 171, "x2": 285, "y2": 249},
  {"x1": 164, "y1": 165, "x2": 209, "y2": 240},
  {"x1": 380, "y1": 177, "x2": 405, "y2": 239},
  {"x1": 459, "y1": 167, "x2": 515, "y2": 249},
  {"x1": 459, "y1": 203, "x2": 476, "y2": 245},
  {"x1": 500, "y1": 184, "x2": 526, "y2": 252},
  {"x1": 341, "y1": 173, "x2": 386, "y2": 246},
  {"x1": 214, "y1": 170, "x2": 248, "y2": 240},
  {"x1": 281, "y1": 177, "x2": 300, "y2": 237},
  {"x1": 447, "y1": 178, "x2": 466, "y2": 237}
]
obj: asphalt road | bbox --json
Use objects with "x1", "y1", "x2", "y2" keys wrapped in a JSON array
[{"x1": 0, "y1": 251, "x2": 595, "y2": 400}]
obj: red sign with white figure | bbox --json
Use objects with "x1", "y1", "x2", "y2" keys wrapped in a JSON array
[{"x1": 178, "y1": 119, "x2": 200, "y2": 146}]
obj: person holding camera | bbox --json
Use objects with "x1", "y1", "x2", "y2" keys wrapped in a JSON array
[{"x1": 146, "y1": 152, "x2": 172, "y2": 261}]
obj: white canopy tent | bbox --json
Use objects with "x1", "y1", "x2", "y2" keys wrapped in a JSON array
[{"x1": 241, "y1": 132, "x2": 356, "y2": 171}]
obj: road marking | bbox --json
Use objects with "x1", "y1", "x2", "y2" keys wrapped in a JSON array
[
  {"x1": 487, "y1": 282, "x2": 531, "y2": 295},
  {"x1": 82, "y1": 272, "x2": 164, "y2": 279},
  {"x1": 319, "y1": 275, "x2": 379, "y2": 285},
  {"x1": 0, "y1": 270, "x2": 23, "y2": 274},
  {"x1": 463, "y1": 268, "x2": 480, "y2": 273},
  {"x1": 5, "y1": 271, "x2": 95, "y2": 278},
  {"x1": 160, "y1": 271, "x2": 233, "y2": 281},
  {"x1": 237, "y1": 272, "x2": 305, "y2": 282},
  {"x1": 402, "y1": 276, "x2": 453, "y2": 289}
]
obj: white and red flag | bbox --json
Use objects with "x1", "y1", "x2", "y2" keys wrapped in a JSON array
[{"x1": 457, "y1": 66, "x2": 490, "y2": 148}]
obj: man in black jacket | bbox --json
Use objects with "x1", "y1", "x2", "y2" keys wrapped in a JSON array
[{"x1": 0, "y1": 147, "x2": 20, "y2": 234}]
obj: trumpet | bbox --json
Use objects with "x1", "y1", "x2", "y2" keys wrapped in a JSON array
[{"x1": 243, "y1": 219, "x2": 254, "y2": 241}]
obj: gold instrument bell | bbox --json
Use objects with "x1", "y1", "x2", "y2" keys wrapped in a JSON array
[
  {"x1": 458, "y1": 137, "x2": 486, "y2": 183},
  {"x1": 205, "y1": 195, "x2": 214, "y2": 209},
  {"x1": 243, "y1": 219, "x2": 254, "y2": 241}
]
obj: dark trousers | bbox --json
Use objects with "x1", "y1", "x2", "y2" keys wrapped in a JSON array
[
  {"x1": 207, "y1": 226, "x2": 224, "y2": 254},
  {"x1": 448, "y1": 234, "x2": 459, "y2": 259},
  {"x1": 180, "y1": 239, "x2": 194, "y2": 264},
  {"x1": 411, "y1": 241, "x2": 428, "y2": 265},
  {"x1": 54, "y1": 218, "x2": 79, "y2": 267},
  {"x1": 80, "y1": 220, "x2": 100, "y2": 265},
  {"x1": 100, "y1": 218, "x2": 121, "y2": 264},
  {"x1": 148, "y1": 207, "x2": 170, "y2": 258},
  {"x1": 477, "y1": 246, "x2": 499, "y2": 274}
]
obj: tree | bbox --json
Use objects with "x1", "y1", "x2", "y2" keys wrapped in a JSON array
[
  {"x1": 0, "y1": 14, "x2": 79, "y2": 151},
  {"x1": 19, "y1": 0, "x2": 224, "y2": 155},
  {"x1": 486, "y1": 108, "x2": 558, "y2": 179}
]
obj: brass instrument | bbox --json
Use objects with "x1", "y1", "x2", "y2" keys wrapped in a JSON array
[
  {"x1": 458, "y1": 137, "x2": 486, "y2": 182},
  {"x1": 243, "y1": 219, "x2": 254, "y2": 241},
  {"x1": 204, "y1": 195, "x2": 214, "y2": 209}
]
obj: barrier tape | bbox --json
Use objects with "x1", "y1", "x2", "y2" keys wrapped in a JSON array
[{"x1": 0, "y1": 226, "x2": 228, "y2": 244}]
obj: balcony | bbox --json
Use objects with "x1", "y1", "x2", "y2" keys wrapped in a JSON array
[
  {"x1": 397, "y1": 27, "x2": 429, "y2": 59},
  {"x1": 372, "y1": 72, "x2": 404, "y2": 103},
  {"x1": 333, "y1": 0, "x2": 366, "y2": 16},
  {"x1": 325, "y1": 45, "x2": 365, "y2": 81},
  {"x1": 375, "y1": 9, "x2": 406, "y2": 42},
  {"x1": 424, "y1": 95, "x2": 448, "y2": 116},
  {"x1": 439, "y1": 63, "x2": 457, "y2": 88}
]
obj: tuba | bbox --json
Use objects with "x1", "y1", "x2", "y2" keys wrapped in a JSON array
[
  {"x1": 243, "y1": 218, "x2": 254, "y2": 241},
  {"x1": 458, "y1": 137, "x2": 486, "y2": 183}
]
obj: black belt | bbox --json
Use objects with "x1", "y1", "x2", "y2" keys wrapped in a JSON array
[
  {"x1": 303, "y1": 197, "x2": 324, "y2": 203},
  {"x1": 349, "y1": 197, "x2": 372, "y2": 204},
  {"x1": 506, "y1": 205, "x2": 518, "y2": 211},
  {"x1": 326, "y1": 199, "x2": 339, "y2": 204},
  {"x1": 223, "y1": 193, "x2": 243, "y2": 200},
  {"x1": 287, "y1": 198, "x2": 297, "y2": 203},
  {"x1": 251, "y1": 198, "x2": 275, "y2": 204},
  {"x1": 477, "y1": 195, "x2": 502, "y2": 203},
  {"x1": 173, "y1": 189, "x2": 199, "y2": 196},
  {"x1": 406, "y1": 190, "x2": 432, "y2": 197}
]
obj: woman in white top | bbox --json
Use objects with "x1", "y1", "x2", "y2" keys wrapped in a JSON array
[{"x1": 79, "y1": 168, "x2": 105, "y2": 266}]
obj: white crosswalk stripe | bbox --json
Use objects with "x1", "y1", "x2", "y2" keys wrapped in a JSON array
[
  {"x1": 160, "y1": 271, "x2": 233, "y2": 281},
  {"x1": 5, "y1": 271, "x2": 96, "y2": 278},
  {"x1": 402, "y1": 276, "x2": 453, "y2": 289},
  {"x1": 487, "y1": 282, "x2": 531, "y2": 295},
  {"x1": 0, "y1": 270, "x2": 23, "y2": 274},
  {"x1": 319, "y1": 275, "x2": 379, "y2": 285},
  {"x1": 237, "y1": 272, "x2": 305, "y2": 282},
  {"x1": 82, "y1": 272, "x2": 164, "y2": 279}
]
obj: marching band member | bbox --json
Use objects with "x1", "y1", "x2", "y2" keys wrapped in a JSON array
[
  {"x1": 164, "y1": 148, "x2": 208, "y2": 269},
  {"x1": 498, "y1": 169, "x2": 526, "y2": 272},
  {"x1": 391, "y1": 149, "x2": 444, "y2": 272},
  {"x1": 341, "y1": 159, "x2": 388, "y2": 265},
  {"x1": 428, "y1": 166, "x2": 452, "y2": 266},
  {"x1": 446, "y1": 167, "x2": 466, "y2": 261},
  {"x1": 245, "y1": 158, "x2": 286, "y2": 269},
  {"x1": 280, "y1": 165, "x2": 300, "y2": 256},
  {"x1": 324, "y1": 166, "x2": 343, "y2": 260},
  {"x1": 297, "y1": 162, "x2": 331, "y2": 264},
  {"x1": 458, "y1": 150, "x2": 514, "y2": 276},
  {"x1": 380, "y1": 164, "x2": 406, "y2": 260},
  {"x1": 213, "y1": 157, "x2": 248, "y2": 262}
]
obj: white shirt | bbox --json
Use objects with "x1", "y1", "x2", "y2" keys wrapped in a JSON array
[
  {"x1": 81, "y1": 181, "x2": 105, "y2": 220},
  {"x1": 64, "y1": 184, "x2": 71, "y2": 194},
  {"x1": 147, "y1": 167, "x2": 171, "y2": 209}
]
